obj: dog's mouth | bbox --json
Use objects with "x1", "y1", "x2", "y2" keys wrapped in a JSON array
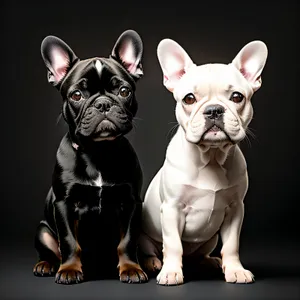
[
  {"x1": 93, "y1": 132, "x2": 121, "y2": 142},
  {"x1": 203, "y1": 124, "x2": 224, "y2": 136},
  {"x1": 201, "y1": 125, "x2": 233, "y2": 144},
  {"x1": 207, "y1": 125, "x2": 222, "y2": 133},
  {"x1": 92, "y1": 120, "x2": 121, "y2": 141}
]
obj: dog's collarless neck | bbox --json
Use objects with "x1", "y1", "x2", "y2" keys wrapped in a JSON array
[
  {"x1": 68, "y1": 133, "x2": 125, "y2": 153},
  {"x1": 175, "y1": 127, "x2": 235, "y2": 166}
]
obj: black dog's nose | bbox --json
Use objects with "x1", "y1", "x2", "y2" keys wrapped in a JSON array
[
  {"x1": 94, "y1": 99, "x2": 111, "y2": 113},
  {"x1": 203, "y1": 105, "x2": 225, "y2": 119}
]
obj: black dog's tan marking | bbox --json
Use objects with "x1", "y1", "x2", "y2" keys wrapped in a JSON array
[
  {"x1": 33, "y1": 30, "x2": 147, "y2": 284},
  {"x1": 55, "y1": 220, "x2": 83, "y2": 284},
  {"x1": 116, "y1": 189, "x2": 148, "y2": 283}
]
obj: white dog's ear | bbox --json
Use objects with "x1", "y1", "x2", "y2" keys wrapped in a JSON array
[
  {"x1": 157, "y1": 39, "x2": 195, "y2": 92},
  {"x1": 231, "y1": 41, "x2": 268, "y2": 92}
]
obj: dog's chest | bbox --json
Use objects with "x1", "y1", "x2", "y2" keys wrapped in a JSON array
[
  {"x1": 193, "y1": 163, "x2": 230, "y2": 191},
  {"x1": 92, "y1": 173, "x2": 103, "y2": 187},
  {"x1": 180, "y1": 165, "x2": 237, "y2": 243},
  {"x1": 83, "y1": 154, "x2": 104, "y2": 187}
]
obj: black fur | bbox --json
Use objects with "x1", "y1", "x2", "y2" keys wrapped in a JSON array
[{"x1": 33, "y1": 30, "x2": 148, "y2": 284}]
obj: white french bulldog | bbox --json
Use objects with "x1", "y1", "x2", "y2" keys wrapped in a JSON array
[{"x1": 139, "y1": 39, "x2": 268, "y2": 285}]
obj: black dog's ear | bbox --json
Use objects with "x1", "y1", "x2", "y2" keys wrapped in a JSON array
[
  {"x1": 41, "y1": 36, "x2": 79, "y2": 88},
  {"x1": 111, "y1": 30, "x2": 143, "y2": 80}
]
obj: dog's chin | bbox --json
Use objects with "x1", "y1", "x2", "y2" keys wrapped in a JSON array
[{"x1": 202, "y1": 132, "x2": 228, "y2": 144}]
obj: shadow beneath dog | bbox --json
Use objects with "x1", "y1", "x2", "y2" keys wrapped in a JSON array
[
  {"x1": 145, "y1": 257, "x2": 300, "y2": 284},
  {"x1": 81, "y1": 253, "x2": 120, "y2": 281},
  {"x1": 184, "y1": 263, "x2": 300, "y2": 283},
  {"x1": 182, "y1": 260, "x2": 300, "y2": 283},
  {"x1": 183, "y1": 261, "x2": 224, "y2": 283},
  {"x1": 81, "y1": 256, "x2": 300, "y2": 283},
  {"x1": 247, "y1": 264, "x2": 300, "y2": 281},
  {"x1": 77, "y1": 220, "x2": 121, "y2": 282},
  {"x1": 144, "y1": 256, "x2": 224, "y2": 283}
]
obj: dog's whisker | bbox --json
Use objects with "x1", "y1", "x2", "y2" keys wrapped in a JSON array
[
  {"x1": 244, "y1": 134, "x2": 252, "y2": 148},
  {"x1": 133, "y1": 117, "x2": 143, "y2": 122},
  {"x1": 242, "y1": 127, "x2": 257, "y2": 148},
  {"x1": 56, "y1": 113, "x2": 63, "y2": 125},
  {"x1": 132, "y1": 121, "x2": 137, "y2": 134},
  {"x1": 121, "y1": 105, "x2": 134, "y2": 119},
  {"x1": 246, "y1": 127, "x2": 256, "y2": 140},
  {"x1": 166, "y1": 123, "x2": 179, "y2": 141}
]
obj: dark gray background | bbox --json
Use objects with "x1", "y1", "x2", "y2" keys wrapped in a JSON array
[{"x1": 1, "y1": 0, "x2": 299, "y2": 299}]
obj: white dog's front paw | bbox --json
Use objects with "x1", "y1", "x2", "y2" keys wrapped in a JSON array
[
  {"x1": 156, "y1": 266, "x2": 184, "y2": 286},
  {"x1": 224, "y1": 267, "x2": 254, "y2": 284}
]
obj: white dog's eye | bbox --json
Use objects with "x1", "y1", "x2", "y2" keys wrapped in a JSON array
[
  {"x1": 183, "y1": 93, "x2": 196, "y2": 105},
  {"x1": 230, "y1": 92, "x2": 244, "y2": 103},
  {"x1": 70, "y1": 90, "x2": 83, "y2": 101}
]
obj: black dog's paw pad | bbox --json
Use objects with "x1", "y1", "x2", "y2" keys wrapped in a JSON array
[
  {"x1": 120, "y1": 266, "x2": 148, "y2": 284},
  {"x1": 33, "y1": 261, "x2": 55, "y2": 277},
  {"x1": 55, "y1": 269, "x2": 84, "y2": 285}
]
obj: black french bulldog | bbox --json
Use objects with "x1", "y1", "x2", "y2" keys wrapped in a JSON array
[{"x1": 33, "y1": 30, "x2": 148, "y2": 284}]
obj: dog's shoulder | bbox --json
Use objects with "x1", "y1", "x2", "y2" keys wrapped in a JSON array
[{"x1": 56, "y1": 133, "x2": 77, "y2": 170}]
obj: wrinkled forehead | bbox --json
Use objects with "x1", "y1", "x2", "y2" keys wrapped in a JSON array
[
  {"x1": 174, "y1": 63, "x2": 250, "y2": 99},
  {"x1": 60, "y1": 57, "x2": 135, "y2": 94}
]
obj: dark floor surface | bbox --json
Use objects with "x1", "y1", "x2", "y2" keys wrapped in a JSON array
[{"x1": 1, "y1": 235, "x2": 299, "y2": 300}]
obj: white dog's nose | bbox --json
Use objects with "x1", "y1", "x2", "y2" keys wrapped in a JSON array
[{"x1": 203, "y1": 105, "x2": 224, "y2": 120}]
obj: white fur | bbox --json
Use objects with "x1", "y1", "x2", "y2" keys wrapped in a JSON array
[
  {"x1": 81, "y1": 153, "x2": 104, "y2": 187},
  {"x1": 93, "y1": 174, "x2": 103, "y2": 187},
  {"x1": 95, "y1": 60, "x2": 103, "y2": 76},
  {"x1": 139, "y1": 40, "x2": 268, "y2": 285}
]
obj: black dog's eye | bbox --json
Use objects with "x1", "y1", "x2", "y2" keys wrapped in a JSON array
[
  {"x1": 70, "y1": 90, "x2": 83, "y2": 101},
  {"x1": 230, "y1": 92, "x2": 244, "y2": 103},
  {"x1": 183, "y1": 93, "x2": 196, "y2": 105},
  {"x1": 119, "y1": 86, "x2": 131, "y2": 98}
]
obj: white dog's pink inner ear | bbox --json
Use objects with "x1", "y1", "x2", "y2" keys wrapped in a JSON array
[
  {"x1": 237, "y1": 47, "x2": 263, "y2": 83},
  {"x1": 240, "y1": 59, "x2": 260, "y2": 82},
  {"x1": 164, "y1": 54, "x2": 185, "y2": 76},
  {"x1": 119, "y1": 40, "x2": 138, "y2": 74},
  {"x1": 50, "y1": 47, "x2": 70, "y2": 82}
]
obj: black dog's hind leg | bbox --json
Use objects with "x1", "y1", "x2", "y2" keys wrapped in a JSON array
[
  {"x1": 112, "y1": 185, "x2": 148, "y2": 283},
  {"x1": 33, "y1": 221, "x2": 60, "y2": 277}
]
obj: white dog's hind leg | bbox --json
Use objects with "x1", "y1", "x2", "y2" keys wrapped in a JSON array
[
  {"x1": 138, "y1": 232, "x2": 162, "y2": 273},
  {"x1": 192, "y1": 234, "x2": 222, "y2": 269},
  {"x1": 183, "y1": 234, "x2": 222, "y2": 273}
]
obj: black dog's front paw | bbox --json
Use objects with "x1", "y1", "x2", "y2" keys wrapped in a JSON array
[
  {"x1": 33, "y1": 261, "x2": 56, "y2": 277},
  {"x1": 55, "y1": 268, "x2": 84, "y2": 285},
  {"x1": 119, "y1": 264, "x2": 148, "y2": 283}
]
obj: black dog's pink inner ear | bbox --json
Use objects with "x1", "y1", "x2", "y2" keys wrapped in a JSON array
[
  {"x1": 118, "y1": 40, "x2": 140, "y2": 74},
  {"x1": 48, "y1": 46, "x2": 71, "y2": 83},
  {"x1": 111, "y1": 30, "x2": 143, "y2": 78}
]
